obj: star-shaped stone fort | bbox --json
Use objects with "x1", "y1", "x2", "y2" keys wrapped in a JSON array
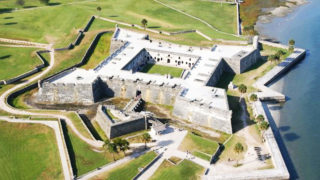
[{"x1": 37, "y1": 27, "x2": 261, "y2": 134}]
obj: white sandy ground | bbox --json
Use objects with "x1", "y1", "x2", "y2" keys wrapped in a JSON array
[
  {"x1": 257, "y1": 0, "x2": 308, "y2": 24},
  {"x1": 209, "y1": 99, "x2": 269, "y2": 175}
]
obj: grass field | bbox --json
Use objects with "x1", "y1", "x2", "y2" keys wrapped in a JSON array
[
  {"x1": 0, "y1": 0, "x2": 87, "y2": 10},
  {"x1": 219, "y1": 135, "x2": 247, "y2": 161},
  {"x1": 0, "y1": 47, "x2": 42, "y2": 80},
  {"x1": 150, "y1": 159, "x2": 204, "y2": 180},
  {"x1": 0, "y1": 121, "x2": 63, "y2": 180},
  {"x1": 0, "y1": 0, "x2": 241, "y2": 48},
  {"x1": 179, "y1": 132, "x2": 219, "y2": 161},
  {"x1": 141, "y1": 64, "x2": 183, "y2": 78},
  {"x1": 63, "y1": 125, "x2": 113, "y2": 176},
  {"x1": 92, "y1": 151, "x2": 157, "y2": 180},
  {"x1": 160, "y1": 0, "x2": 238, "y2": 34},
  {"x1": 82, "y1": 32, "x2": 113, "y2": 70}
]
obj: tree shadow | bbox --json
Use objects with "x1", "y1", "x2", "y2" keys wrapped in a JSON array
[
  {"x1": 23, "y1": 5, "x2": 37, "y2": 9},
  {"x1": 0, "y1": 55, "x2": 11, "y2": 60},
  {"x1": 279, "y1": 126, "x2": 290, "y2": 132},
  {"x1": 48, "y1": 2, "x2": 61, "y2": 6},
  {"x1": 148, "y1": 26, "x2": 161, "y2": 29},
  {"x1": 109, "y1": 15, "x2": 118, "y2": 17},
  {"x1": 4, "y1": 16, "x2": 14, "y2": 19},
  {"x1": 283, "y1": 132, "x2": 300, "y2": 142},
  {"x1": 60, "y1": 120, "x2": 78, "y2": 176},
  {"x1": 0, "y1": 8, "x2": 13, "y2": 14},
  {"x1": 4, "y1": 22, "x2": 17, "y2": 25}
]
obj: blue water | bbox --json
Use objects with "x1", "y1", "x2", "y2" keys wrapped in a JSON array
[{"x1": 257, "y1": 0, "x2": 320, "y2": 179}]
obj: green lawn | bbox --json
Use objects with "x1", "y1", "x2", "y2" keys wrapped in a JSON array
[
  {"x1": 160, "y1": 0, "x2": 238, "y2": 34},
  {"x1": 219, "y1": 135, "x2": 247, "y2": 162},
  {"x1": 150, "y1": 160, "x2": 204, "y2": 180},
  {"x1": 92, "y1": 151, "x2": 157, "y2": 180},
  {"x1": 192, "y1": 151, "x2": 211, "y2": 161},
  {"x1": 64, "y1": 125, "x2": 112, "y2": 176},
  {"x1": 180, "y1": 132, "x2": 219, "y2": 155},
  {"x1": 0, "y1": 0, "x2": 87, "y2": 10},
  {"x1": 141, "y1": 64, "x2": 183, "y2": 78},
  {"x1": 66, "y1": 112, "x2": 93, "y2": 140},
  {"x1": 82, "y1": 32, "x2": 113, "y2": 70},
  {"x1": 0, "y1": 0, "x2": 242, "y2": 48},
  {"x1": 0, "y1": 47, "x2": 42, "y2": 80},
  {"x1": 0, "y1": 121, "x2": 63, "y2": 180}
]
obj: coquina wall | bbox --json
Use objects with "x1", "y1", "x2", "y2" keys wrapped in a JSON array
[
  {"x1": 37, "y1": 70, "x2": 104, "y2": 105},
  {"x1": 101, "y1": 76, "x2": 182, "y2": 105},
  {"x1": 173, "y1": 95, "x2": 232, "y2": 134},
  {"x1": 95, "y1": 105, "x2": 146, "y2": 139},
  {"x1": 224, "y1": 48, "x2": 261, "y2": 74}
]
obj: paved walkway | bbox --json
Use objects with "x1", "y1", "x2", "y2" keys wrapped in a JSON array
[
  {"x1": 0, "y1": 117, "x2": 73, "y2": 180},
  {"x1": 137, "y1": 127, "x2": 211, "y2": 179}
]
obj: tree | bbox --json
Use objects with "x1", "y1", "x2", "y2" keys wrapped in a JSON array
[
  {"x1": 238, "y1": 84, "x2": 247, "y2": 101},
  {"x1": 289, "y1": 39, "x2": 295, "y2": 51},
  {"x1": 259, "y1": 121, "x2": 269, "y2": 131},
  {"x1": 142, "y1": 132, "x2": 151, "y2": 149},
  {"x1": 256, "y1": 114, "x2": 265, "y2": 122},
  {"x1": 141, "y1": 18, "x2": 148, "y2": 29},
  {"x1": 103, "y1": 139, "x2": 118, "y2": 161},
  {"x1": 119, "y1": 139, "x2": 130, "y2": 156},
  {"x1": 39, "y1": 0, "x2": 50, "y2": 5},
  {"x1": 276, "y1": 49, "x2": 286, "y2": 57},
  {"x1": 97, "y1": 6, "x2": 102, "y2": 11},
  {"x1": 234, "y1": 142, "x2": 244, "y2": 166},
  {"x1": 268, "y1": 54, "x2": 280, "y2": 63},
  {"x1": 238, "y1": 84, "x2": 247, "y2": 94},
  {"x1": 16, "y1": 0, "x2": 25, "y2": 6},
  {"x1": 234, "y1": 142, "x2": 244, "y2": 154},
  {"x1": 250, "y1": 94, "x2": 258, "y2": 102}
]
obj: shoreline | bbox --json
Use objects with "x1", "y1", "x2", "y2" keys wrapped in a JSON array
[{"x1": 255, "y1": 0, "x2": 308, "y2": 39}]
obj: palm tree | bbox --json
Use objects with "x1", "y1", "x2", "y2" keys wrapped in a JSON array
[
  {"x1": 289, "y1": 39, "x2": 295, "y2": 51},
  {"x1": 119, "y1": 139, "x2": 130, "y2": 156},
  {"x1": 39, "y1": 0, "x2": 49, "y2": 5},
  {"x1": 141, "y1": 18, "x2": 148, "y2": 29},
  {"x1": 256, "y1": 114, "x2": 265, "y2": 122},
  {"x1": 103, "y1": 139, "x2": 118, "y2": 161},
  {"x1": 259, "y1": 121, "x2": 269, "y2": 142},
  {"x1": 250, "y1": 94, "x2": 258, "y2": 102},
  {"x1": 259, "y1": 121, "x2": 269, "y2": 131},
  {"x1": 97, "y1": 6, "x2": 102, "y2": 17},
  {"x1": 234, "y1": 142, "x2": 244, "y2": 166},
  {"x1": 238, "y1": 84, "x2": 247, "y2": 101},
  {"x1": 142, "y1": 132, "x2": 151, "y2": 149},
  {"x1": 16, "y1": 0, "x2": 25, "y2": 6}
]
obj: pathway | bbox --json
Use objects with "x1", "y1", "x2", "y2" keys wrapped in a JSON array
[
  {"x1": 0, "y1": 116, "x2": 73, "y2": 180},
  {"x1": 77, "y1": 150, "x2": 150, "y2": 180},
  {"x1": 153, "y1": 0, "x2": 239, "y2": 37},
  {"x1": 0, "y1": 41, "x2": 103, "y2": 148},
  {"x1": 137, "y1": 127, "x2": 210, "y2": 179}
]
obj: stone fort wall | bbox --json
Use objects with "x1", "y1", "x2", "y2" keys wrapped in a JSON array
[
  {"x1": 173, "y1": 95, "x2": 233, "y2": 134},
  {"x1": 101, "y1": 76, "x2": 182, "y2": 105},
  {"x1": 95, "y1": 105, "x2": 146, "y2": 139}
]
